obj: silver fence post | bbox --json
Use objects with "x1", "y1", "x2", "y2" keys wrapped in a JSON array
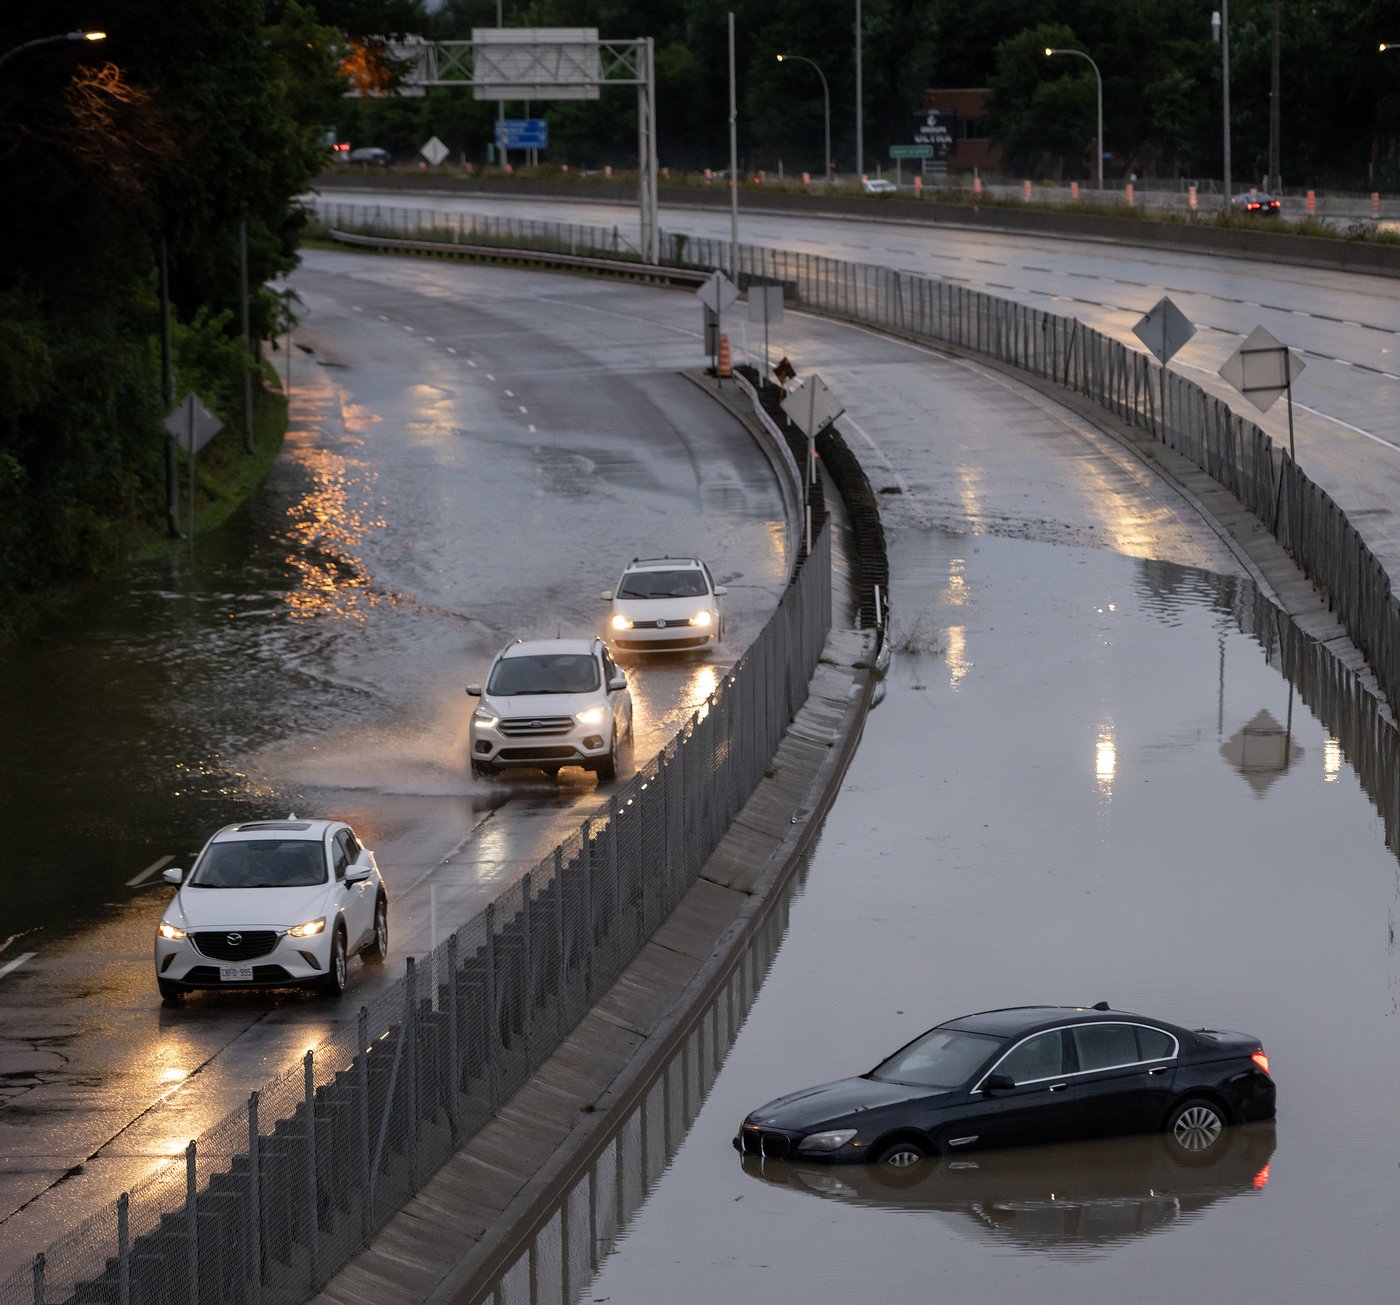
[
  {"x1": 554, "y1": 846, "x2": 566, "y2": 1038},
  {"x1": 30, "y1": 1253, "x2": 43, "y2": 1305},
  {"x1": 447, "y1": 932, "x2": 461, "y2": 1146},
  {"x1": 303, "y1": 1051, "x2": 319, "y2": 1289},
  {"x1": 580, "y1": 818, "x2": 594, "y2": 1003},
  {"x1": 185, "y1": 1140, "x2": 198, "y2": 1304},
  {"x1": 607, "y1": 797, "x2": 622, "y2": 953},
  {"x1": 521, "y1": 872, "x2": 534, "y2": 1063},
  {"x1": 356, "y1": 1007, "x2": 373, "y2": 1240},
  {"x1": 405, "y1": 957, "x2": 420, "y2": 1190},
  {"x1": 484, "y1": 903, "x2": 500, "y2": 1111},
  {"x1": 116, "y1": 1193, "x2": 129, "y2": 1305},
  {"x1": 247, "y1": 1091, "x2": 262, "y2": 1305}
]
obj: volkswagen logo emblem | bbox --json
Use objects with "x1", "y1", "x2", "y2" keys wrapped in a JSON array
[
  {"x1": 226, "y1": 933, "x2": 242, "y2": 947},
  {"x1": 655, "y1": 618, "x2": 666, "y2": 628}
]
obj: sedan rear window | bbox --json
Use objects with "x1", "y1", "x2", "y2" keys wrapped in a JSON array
[
  {"x1": 191, "y1": 840, "x2": 327, "y2": 888},
  {"x1": 868, "y1": 1028, "x2": 1000, "y2": 1088},
  {"x1": 618, "y1": 569, "x2": 707, "y2": 599},
  {"x1": 488, "y1": 653, "x2": 600, "y2": 695}
]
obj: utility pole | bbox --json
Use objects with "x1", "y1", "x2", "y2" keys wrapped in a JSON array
[{"x1": 1268, "y1": 0, "x2": 1281, "y2": 193}]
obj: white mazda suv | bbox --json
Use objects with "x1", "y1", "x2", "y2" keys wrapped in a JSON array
[{"x1": 154, "y1": 818, "x2": 388, "y2": 1003}]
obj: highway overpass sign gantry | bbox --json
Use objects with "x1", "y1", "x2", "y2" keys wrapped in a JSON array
[{"x1": 389, "y1": 30, "x2": 659, "y2": 264}]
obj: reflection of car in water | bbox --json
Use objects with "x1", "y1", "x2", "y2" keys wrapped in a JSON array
[{"x1": 740, "y1": 1124, "x2": 1275, "y2": 1250}]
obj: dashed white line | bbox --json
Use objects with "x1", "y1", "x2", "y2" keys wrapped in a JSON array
[
  {"x1": 504, "y1": 389, "x2": 515, "y2": 397},
  {"x1": 403, "y1": 325, "x2": 414, "y2": 332},
  {"x1": 127, "y1": 854, "x2": 175, "y2": 887},
  {"x1": 518, "y1": 405, "x2": 528, "y2": 414},
  {"x1": 378, "y1": 314, "x2": 389, "y2": 321},
  {"x1": 425, "y1": 336, "x2": 436, "y2": 343},
  {"x1": 0, "y1": 953, "x2": 35, "y2": 981},
  {"x1": 486, "y1": 373, "x2": 496, "y2": 381},
  {"x1": 446, "y1": 346, "x2": 457, "y2": 355},
  {"x1": 528, "y1": 424, "x2": 537, "y2": 433},
  {"x1": 467, "y1": 359, "x2": 476, "y2": 367}
]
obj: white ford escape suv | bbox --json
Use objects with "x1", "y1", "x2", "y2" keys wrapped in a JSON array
[{"x1": 467, "y1": 638, "x2": 633, "y2": 780}]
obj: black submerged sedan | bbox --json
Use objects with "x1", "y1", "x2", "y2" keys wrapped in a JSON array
[{"x1": 734, "y1": 1004, "x2": 1275, "y2": 1166}]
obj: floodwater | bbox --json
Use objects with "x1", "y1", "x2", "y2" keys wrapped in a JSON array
[{"x1": 542, "y1": 532, "x2": 1400, "y2": 1305}]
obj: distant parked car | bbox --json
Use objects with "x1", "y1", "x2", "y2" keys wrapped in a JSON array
[
  {"x1": 1231, "y1": 191, "x2": 1280, "y2": 215},
  {"x1": 735, "y1": 1003, "x2": 1275, "y2": 1166},
  {"x1": 154, "y1": 817, "x2": 388, "y2": 1003},
  {"x1": 863, "y1": 178, "x2": 898, "y2": 194},
  {"x1": 348, "y1": 146, "x2": 392, "y2": 167}
]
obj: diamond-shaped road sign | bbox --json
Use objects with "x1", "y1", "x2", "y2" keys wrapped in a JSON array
[
  {"x1": 420, "y1": 135, "x2": 450, "y2": 166},
  {"x1": 1218, "y1": 325, "x2": 1306, "y2": 413},
  {"x1": 163, "y1": 394, "x2": 223, "y2": 455},
  {"x1": 1132, "y1": 295, "x2": 1196, "y2": 365},
  {"x1": 695, "y1": 270, "x2": 739, "y2": 316},
  {"x1": 781, "y1": 375, "x2": 844, "y2": 438}
]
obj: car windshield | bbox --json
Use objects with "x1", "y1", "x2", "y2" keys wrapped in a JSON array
[
  {"x1": 617, "y1": 569, "x2": 707, "y2": 599},
  {"x1": 867, "y1": 1028, "x2": 1000, "y2": 1088},
  {"x1": 487, "y1": 653, "x2": 600, "y2": 695},
  {"x1": 189, "y1": 839, "x2": 327, "y2": 888}
]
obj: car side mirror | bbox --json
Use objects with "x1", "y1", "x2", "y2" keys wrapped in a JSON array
[
  {"x1": 465, "y1": 683, "x2": 482, "y2": 696},
  {"x1": 982, "y1": 1073, "x2": 1016, "y2": 1093},
  {"x1": 345, "y1": 863, "x2": 372, "y2": 883},
  {"x1": 600, "y1": 591, "x2": 613, "y2": 601},
  {"x1": 608, "y1": 672, "x2": 628, "y2": 691},
  {"x1": 714, "y1": 586, "x2": 728, "y2": 596},
  {"x1": 163, "y1": 867, "x2": 184, "y2": 885}
]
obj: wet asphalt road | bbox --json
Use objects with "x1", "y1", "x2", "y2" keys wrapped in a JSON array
[{"x1": 0, "y1": 255, "x2": 791, "y2": 1275}]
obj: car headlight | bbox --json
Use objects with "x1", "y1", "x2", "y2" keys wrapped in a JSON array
[
  {"x1": 576, "y1": 706, "x2": 606, "y2": 726},
  {"x1": 287, "y1": 917, "x2": 326, "y2": 938},
  {"x1": 473, "y1": 703, "x2": 500, "y2": 728},
  {"x1": 611, "y1": 614, "x2": 634, "y2": 631},
  {"x1": 688, "y1": 609, "x2": 714, "y2": 628},
  {"x1": 156, "y1": 921, "x2": 188, "y2": 941},
  {"x1": 797, "y1": 1129, "x2": 858, "y2": 1153}
]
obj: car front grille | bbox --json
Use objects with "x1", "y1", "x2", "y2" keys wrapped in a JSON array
[
  {"x1": 499, "y1": 715, "x2": 574, "y2": 737},
  {"x1": 192, "y1": 931, "x2": 279, "y2": 961},
  {"x1": 616, "y1": 634, "x2": 708, "y2": 650},
  {"x1": 739, "y1": 1129, "x2": 792, "y2": 1159},
  {"x1": 498, "y1": 746, "x2": 579, "y2": 761}
]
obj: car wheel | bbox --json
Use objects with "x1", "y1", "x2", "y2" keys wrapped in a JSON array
[
  {"x1": 873, "y1": 1137, "x2": 929, "y2": 1168},
  {"x1": 363, "y1": 895, "x2": 389, "y2": 965},
  {"x1": 320, "y1": 926, "x2": 348, "y2": 997},
  {"x1": 1165, "y1": 1097, "x2": 1226, "y2": 1154},
  {"x1": 157, "y1": 980, "x2": 184, "y2": 1006}
]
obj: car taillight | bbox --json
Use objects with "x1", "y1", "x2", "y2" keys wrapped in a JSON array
[{"x1": 1251, "y1": 1050, "x2": 1270, "y2": 1074}]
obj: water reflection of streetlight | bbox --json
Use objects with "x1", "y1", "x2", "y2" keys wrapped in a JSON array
[
  {"x1": 776, "y1": 54, "x2": 832, "y2": 185},
  {"x1": 1096, "y1": 724, "x2": 1117, "y2": 797},
  {"x1": 1323, "y1": 737, "x2": 1342, "y2": 782},
  {"x1": 0, "y1": 29, "x2": 105, "y2": 71}
]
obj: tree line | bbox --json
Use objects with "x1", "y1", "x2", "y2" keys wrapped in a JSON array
[{"x1": 2, "y1": 0, "x2": 1395, "y2": 640}]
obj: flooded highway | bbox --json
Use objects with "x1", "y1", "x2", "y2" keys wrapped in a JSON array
[{"x1": 570, "y1": 533, "x2": 1400, "y2": 1305}]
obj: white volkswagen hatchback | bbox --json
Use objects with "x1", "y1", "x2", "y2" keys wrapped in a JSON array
[
  {"x1": 601, "y1": 557, "x2": 727, "y2": 654},
  {"x1": 154, "y1": 818, "x2": 388, "y2": 1003}
]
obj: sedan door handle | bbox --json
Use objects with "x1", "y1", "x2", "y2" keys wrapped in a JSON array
[
  {"x1": 1147, "y1": 1067, "x2": 1168, "y2": 1076},
  {"x1": 1047, "y1": 1082, "x2": 1069, "y2": 1092}
]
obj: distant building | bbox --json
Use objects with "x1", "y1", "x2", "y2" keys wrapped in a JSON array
[{"x1": 918, "y1": 88, "x2": 1001, "y2": 176}]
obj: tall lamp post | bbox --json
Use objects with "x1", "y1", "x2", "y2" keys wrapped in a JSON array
[
  {"x1": 854, "y1": 0, "x2": 863, "y2": 180},
  {"x1": 777, "y1": 54, "x2": 832, "y2": 184},
  {"x1": 1213, "y1": 6, "x2": 1232, "y2": 206},
  {"x1": 0, "y1": 29, "x2": 104, "y2": 71},
  {"x1": 1044, "y1": 46, "x2": 1103, "y2": 190}
]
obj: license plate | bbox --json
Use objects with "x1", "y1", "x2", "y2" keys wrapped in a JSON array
[{"x1": 220, "y1": 965, "x2": 254, "y2": 982}]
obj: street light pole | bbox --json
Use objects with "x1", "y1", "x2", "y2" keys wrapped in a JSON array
[
  {"x1": 854, "y1": 0, "x2": 863, "y2": 180},
  {"x1": 1215, "y1": 3, "x2": 1232, "y2": 205},
  {"x1": 0, "y1": 29, "x2": 104, "y2": 72},
  {"x1": 777, "y1": 54, "x2": 832, "y2": 184},
  {"x1": 1044, "y1": 47, "x2": 1103, "y2": 190}
]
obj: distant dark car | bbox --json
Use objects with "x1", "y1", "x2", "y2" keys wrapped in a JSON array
[
  {"x1": 740, "y1": 1124, "x2": 1276, "y2": 1249},
  {"x1": 348, "y1": 147, "x2": 392, "y2": 167},
  {"x1": 734, "y1": 1004, "x2": 1275, "y2": 1166},
  {"x1": 1231, "y1": 191, "x2": 1281, "y2": 215}
]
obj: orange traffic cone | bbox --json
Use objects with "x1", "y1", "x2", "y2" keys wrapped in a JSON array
[{"x1": 717, "y1": 334, "x2": 732, "y2": 379}]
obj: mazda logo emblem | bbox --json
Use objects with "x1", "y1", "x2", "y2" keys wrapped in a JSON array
[{"x1": 226, "y1": 933, "x2": 242, "y2": 946}]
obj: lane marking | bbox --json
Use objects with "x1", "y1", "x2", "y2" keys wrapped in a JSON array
[
  {"x1": 0, "y1": 953, "x2": 35, "y2": 981},
  {"x1": 127, "y1": 855, "x2": 175, "y2": 887}
]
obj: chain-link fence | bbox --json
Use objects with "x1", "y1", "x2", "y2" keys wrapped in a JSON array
[{"x1": 2, "y1": 517, "x2": 831, "y2": 1305}]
